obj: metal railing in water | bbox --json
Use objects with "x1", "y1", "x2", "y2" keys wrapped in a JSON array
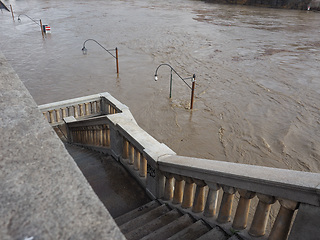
[{"x1": 39, "y1": 92, "x2": 320, "y2": 240}]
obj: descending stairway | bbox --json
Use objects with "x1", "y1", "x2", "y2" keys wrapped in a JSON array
[
  {"x1": 115, "y1": 200, "x2": 237, "y2": 240},
  {"x1": 65, "y1": 144, "x2": 237, "y2": 240},
  {"x1": 65, "y1": 143, "x2": 150, "y2": 218}
]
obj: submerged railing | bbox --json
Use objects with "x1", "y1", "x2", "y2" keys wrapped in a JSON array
[{"x1": 39, "y1": 92, "x2": 320, "y2": 240}]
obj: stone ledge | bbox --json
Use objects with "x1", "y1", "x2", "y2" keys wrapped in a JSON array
[{"x1": 0, "y1": 52, "x2": 125, "y2": 240}]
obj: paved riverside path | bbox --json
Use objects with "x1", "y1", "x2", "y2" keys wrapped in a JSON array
[{"x1": 65, "y1": 144, "x2": 151, "y2": 218}]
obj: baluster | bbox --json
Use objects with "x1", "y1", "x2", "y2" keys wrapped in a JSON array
[
  {"x1": 139, "y1": 155, "x2": 147, "y2": 177},
  {"x1": 94, "y1": 126, "x2": 99, "y2": 145},
  {"x1": 85, "y1": 127, "x2": 89, "y2": 144},
  {"x1": 134, "y1": 150, "x2": 140, "y2": 170},
  {"x1": 217, "y1": 186, "x2": 236, "y2": 223},
  {"x1": 233, "y1": 190, "x2": 256, "y2": 230},
  {"x1": 66, "y1": 107, "x2": 70, "y2": 117},
  {"x1": 88, "y1": 126, "x2": 93, "y2": 145},
  {"x1": 268, "y1": 199, "x2": 298, "y2": 240},
  {"x1": 89, "y1": 102, "x2": 94, "y2": 114},
  {"x1": 249, "y1": 194, "x2": 276, "y2": 237},
  {"x1": 93, "y1": 126, "x2": 97, "y2": 145},
  {"x1": 84, "y1": 102, "x2": 90, "y2": 115},
  {"x1": 48, "y1": 110, "x2": 55, "y2": 123},
  {"x1": 172, "y1": 175, "x2": 184, "y2": 204},
  {"x1": 123, "y1": 138, "x2": 129, "y2": 159},
  {"x1": 79, "y1": 104, "x2": 84, "y2": 117},
  {"x1": 192, "y1": 179, "x2": 207, "y2": 213},
  {"x1": 96, "y1": 100, "x2": 101, "y2": 114},
  {"x1": 95, "y1": 126, "x2": 100, "y2": 145},
  {"x1": 128, "y1": 144, "x2": 135, "y2": 165},
  {"x1": 181, "y1": 177, "x2": 195, "y2": 209},
  {"x1": 204, "y1": 182, "x2": 220, "y2": 217},
  {"x1": 73, "y1": 105, "x2": 79, "y2": 118},
  {"x1": 99, "y1": 126, "x2": 103, "y2": 146},
  {"x1": 106, "y1": 127, "x2": 110, "y2": 147},
  {"x1": 61, "y1": 108, "x2": 67, "y2": 119},
  {"x1": 163, "y1": 173, "x2": 174, "y2": 201},
  {"x1": 55, "y1": 109, "x2": 61, "y2": 122},
  {"x1": 102, "y1": 125, "x2": 110, "y2": 147}
]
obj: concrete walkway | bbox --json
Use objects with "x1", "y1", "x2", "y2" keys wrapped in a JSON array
[
  {"x1": 65, "y1": 144, "x2": 151, "y2": 218},
  {"x1": 0, "y1": 51, "x2": 125, "y2": 240}
]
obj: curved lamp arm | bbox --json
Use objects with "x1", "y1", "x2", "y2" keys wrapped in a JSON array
[
  {"x1": 17, "y1": 14, "x2": 40, "y2": 26},
  {"x1": 81, "y1": 39, "x2": 117, "y2": 59},
  {"x1": 154, "y1": 63, "x2": 196, "y2": 109},
  {"x1": 154, "y1": 63, "x2": 194, "y2": 89}
]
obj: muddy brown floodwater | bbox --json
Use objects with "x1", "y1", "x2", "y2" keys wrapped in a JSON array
[{"x1": 1, "y1": 0, "x2": 320, "y2": 173}]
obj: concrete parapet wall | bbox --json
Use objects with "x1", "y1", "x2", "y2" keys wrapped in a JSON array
[{"x1": 0, "y1": 52, "x2": 125, "y2": 239}]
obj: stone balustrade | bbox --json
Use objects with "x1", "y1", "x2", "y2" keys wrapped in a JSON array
[
  {"x1": 41, "y1": 92, "x2": 320, "y2": 240},
  {"x1": 38, "y1": 93, "x2": 121, "y2": 126}
]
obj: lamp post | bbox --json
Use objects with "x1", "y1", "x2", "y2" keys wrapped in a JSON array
[
  {"x1": 10, "y1": 5, "x2": 14, "y2": 21},
  {"x1": 81, "y1": 39, "x2": 119, "y2": 75},
  {"x1": 154, "y1": 63, "x2": 196, "y2": 110},
  {"x1": 17, "y1": 14, "x2": 44, "y2": 37}
]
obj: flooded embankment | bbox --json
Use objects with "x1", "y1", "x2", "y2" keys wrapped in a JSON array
[{"x1": 1, "y1": 0, "x2": 319, "y2": 173}]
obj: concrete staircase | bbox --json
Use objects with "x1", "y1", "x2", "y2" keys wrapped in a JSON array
[
  {"x1": 115, "y1": 200, "x2": 236, "y2": 240},
  {"x1": 65, "y1": 144, "x2": 237, "y2": 240}
]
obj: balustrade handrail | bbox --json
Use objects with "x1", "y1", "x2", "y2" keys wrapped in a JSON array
[
  {"x1": 38, "y1": 93, "x2": 103, "y2": 112},
  {"x1": 158, "y1": 155, "x2": 320, "y2": 207}
]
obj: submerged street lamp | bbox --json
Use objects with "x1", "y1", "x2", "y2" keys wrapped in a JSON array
[
  {"x1": 17, "y1": 14, "x2": 44, "y2": 37},
  {"x1": 81, "y1": 39, "x2": 119, "y2": 75},
  {"x1": 154, "y1": 63, "x2": 196, "y2": 110}
]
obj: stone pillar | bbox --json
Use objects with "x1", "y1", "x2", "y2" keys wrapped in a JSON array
[
  {"x1": 172, "y1": 175, "x2": 184, "y2": 204},
  {"x1": 249, "y1": 194, "x2": 276, "y2": 237},
  {"x1": 79, "y1": 104, "x2": 84, "y2": 117},
  {"x1": 233, "y1": 190, "x2": 256, "y2": 230},
  {"x1": 204, "y1": 182, "x2": 220, "y2": 217},
  {"x1": 122, "y1": 138, "x2": 129, "y2": 159},
  {"x1": 55, "y1": 109, "x2": 61, "y2": 122},
  {"x1": 268, "y1": 199, "x2": 298, "y2": 240},
  {"x1": 217, "y1": 186, "x2": 236, "y2": 223},
  {"x1": 139, "y1": 156, "x2": 147, "y2": 178},
  {"x1": 134, "y1": 150, "x2": 140, "y2": 171},
  {"x1": 84, "y1": 102, "x2": 90, "y2": 115},
  {"x1": 163, "y1": 173, "x2": 174, "y2": 201},
  {"x1": 128, "y1": 144, "x2": 135, "y2": 165},
  {"x1": 181, "y1": 177, "x2": 195, "y2": 209},
  {"x1": 192, "y1": 179, "x2": 207, "y2": 213},
  {"x1": 49, "y1": 110, "x2": 55, "y2": 123}
]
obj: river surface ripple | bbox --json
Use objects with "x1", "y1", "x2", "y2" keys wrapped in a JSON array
[{"x1": 1, "y1": 0, "x2": 320, "y2": 172}]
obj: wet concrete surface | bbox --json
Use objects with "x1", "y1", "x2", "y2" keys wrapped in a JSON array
[{"x1": 65, "y1": 143, "x2": 151, "y2": 218}]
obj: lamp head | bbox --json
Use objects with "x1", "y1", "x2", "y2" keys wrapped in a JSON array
[
  {"x1": 81, "y1": 46, "x2": 87, "y2": 55},
  {"x1": 154, "y1": 74, "x2": 158, "y2": 81}
]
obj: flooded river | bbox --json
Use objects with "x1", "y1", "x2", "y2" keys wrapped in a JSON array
[{"x1": 1, "y1": 0, "x2": 320, "y2": 172}]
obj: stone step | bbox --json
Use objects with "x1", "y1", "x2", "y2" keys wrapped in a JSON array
[
  {"x1": 195, "y1": 226, "x2": 229, "y2": 240},
  {"x1": 140, "y1": 214, "x2": 195, "y2": 240},
  {"x1": 119, "y1": 204, "x2": 171, "y2": 234},
  {"x1": 167, "y1": 220, "x2": 211, "y2": 240},
  {"x1": 114, "y1": 200, "x2": 161, "y2": 226},
  {"x1": 125, "y1": 209, "x2": 183, "y2": 240}
]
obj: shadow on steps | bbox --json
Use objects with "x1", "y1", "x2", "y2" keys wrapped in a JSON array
[{"x1": 65, "y1": 143, "x2": 151, "y2": 218}]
